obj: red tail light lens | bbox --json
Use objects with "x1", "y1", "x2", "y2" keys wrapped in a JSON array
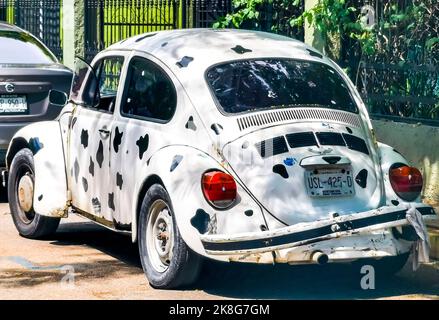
[
  {"x1": 389, "y1": 165, "x2": 423, "y2": 201},
  {"x1": 202, "y1": 171, "x2": 237, "y2": 209}
]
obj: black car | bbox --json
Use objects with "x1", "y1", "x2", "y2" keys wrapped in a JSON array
[{"x1": 0, "y1": 22, "x2": 72, "y2": 194}]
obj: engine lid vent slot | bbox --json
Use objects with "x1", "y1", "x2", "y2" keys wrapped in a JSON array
[
  {"x1": 255, "y1": 136, "x2": 289, "y2": 158},
  {"x1": 237, "y1": 108, "x2": 361, "y2": 131}
]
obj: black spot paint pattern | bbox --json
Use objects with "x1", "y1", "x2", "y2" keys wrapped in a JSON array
[
  {"x1": 355, "y1": 169, "x2": 368, "y2": 188},
  {"x1": 190, "y1": 209, "x2": 210, "y2": 234},
  {"x1": 231, "y1": 45, "x2": 252, "y2": 54},
  {"x1": 96, "y1": 140, "x2": 104, "y2": 168},
  {"x1": 113, "y1": 127, "x2": 123, "y2": 153},
  {"x1": 273, "y1": 164, "x2": 289, "y2": 179},
  {"x1": 185, "y1": 116, "x2": 197, "y2": 131},
  {"x1": 74, "y1": 158, "x2": 80, "y2": 183},
  {"x1": 116, "y1": 172, "x2": 123, "y2": 190},
  {"x1": 92, "y1": 197, "x2": 101, "y2": 214},
  {"x1": 136, "y1": 134, "x2": 149, "y2": 160},
  {"x1": 244, "y1": 210, "x2": 253, "y2": 216},
  {"x1": 113, "y1": 220, "x2": 132, "y2": 231},
  {"x1": 170, "y1": 155, "x2": 183, "y2": 172},
  {"x1": 211, "y1": 123, "x2": 223, "y2": 135},
  {"x1": 80, "y1": 129, "x2": 89, "y2": 149},
  {"x1": 306, "y1": 48, "x2": 323, "y2": 58},
  {"x1": 108, "y1": 193, "x2": 115, "y2": 211},
  {"x1": 38, "y1": 194, "x2": 43, "y2": 201},
  {"x1": 82, "y1": 177, "x2": 88, "y2": 192},
  {"x1": 89, "y1": 157, "x2": 95, "y2": 176},
  {"x1": 29, "y1": 137, "x2": 44, "y2": 155},
  {"x1": 176, "y1": 56, "x2": 194, "y2": 68}
]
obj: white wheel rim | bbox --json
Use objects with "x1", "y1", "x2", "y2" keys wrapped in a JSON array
[
  {"x1": 146, "y1": 199, "x2": 174, "y2": 273},
  {"x1": 18, "y1": 173, "x2": 34, "y2": 213}
]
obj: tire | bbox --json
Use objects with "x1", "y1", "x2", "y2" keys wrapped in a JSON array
[
  {"x1": 8, "y1": 148, "x2": 60, "y2": 238},
  {"x1": 138, "y1": 184, "x2": 202, "y2": 289},
  {"x1": 353, "y1": 252, "x2": 410, "y2": 277}
]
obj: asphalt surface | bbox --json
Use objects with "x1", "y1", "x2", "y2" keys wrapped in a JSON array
[{"x1": 0, "y1": 202, "x2": 438, "y2": 300}]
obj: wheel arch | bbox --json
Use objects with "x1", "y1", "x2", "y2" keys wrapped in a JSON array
[
  {"x1": 132, "y1": 174, "x2": 166, "y2": 242},
  {"x1": 6, "y1": 137, "x2": 30, "y2": 170},
  {"x1": 6, "y1": 121, "x2": 68, "y2": 218},
  {"x1": 129, "y1": 145, "x2": 266, "y2": 261}
]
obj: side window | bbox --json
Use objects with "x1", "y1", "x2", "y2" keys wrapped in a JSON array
[
  {"x1": 93, "y1": 56, "x2": 124, "y2": 112},
  {"x1": 121, "y1": 56, "x2": 176, "y2": 122}
]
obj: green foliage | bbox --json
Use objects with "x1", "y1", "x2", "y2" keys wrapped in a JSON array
[
  {"x1": 215, "y1": 0, "x2": 439, "y2": 121},
  {"x1": 213, "y1": 0, "x2": 265, "y2": 29},
  {"x1": 214, "y1": 0, "x2": 376, "y2": 57},
  {"x1": 214, "y1": 0, "x2": 438, "y2": 59}
]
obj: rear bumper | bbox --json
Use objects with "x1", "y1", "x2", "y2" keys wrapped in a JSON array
[{"x1": 201, "y1": 204, "x2": 437, "y2": 256}]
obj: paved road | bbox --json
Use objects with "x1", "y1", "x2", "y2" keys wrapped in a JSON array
[{"x1": 0, "y1": 202, "x2": 438, "y2": 300}]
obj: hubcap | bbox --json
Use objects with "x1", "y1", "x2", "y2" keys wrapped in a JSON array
[
  {"x1": 18, "y1": 174, "x2": 34, "y2": 213},
  {"x1": 146, "y1": 199, "x2": 174, "y2": 273}
]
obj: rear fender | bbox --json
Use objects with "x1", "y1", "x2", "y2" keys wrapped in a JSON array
[
  {"x1": 377, "y1": 142, "x2": 417, "y2": 204},
  {"x1": 7, "y1": 121, "x2": 68, "y2": 217},
  {"x1": 132, "y1": 145, "x2": 266, "y2": 259}
]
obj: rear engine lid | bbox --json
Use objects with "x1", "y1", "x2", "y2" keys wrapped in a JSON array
[{"x1": 223, "y1": 120, "x2": 383, "y2": 226}]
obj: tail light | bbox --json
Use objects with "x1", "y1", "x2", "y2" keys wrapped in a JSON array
[
  {"x1": 389, "y1": 164, "x2": 423, "y2": 201},
  {"x1": 202, "y1": 171, "x2": 237, "y2": 209}
]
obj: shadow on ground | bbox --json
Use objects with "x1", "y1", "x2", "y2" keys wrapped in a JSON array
[
  {"x1": 0, "y1": 193, "x2": 8, "y2": 204},
  {"x1": 1, "y1": 258, "x2": 141, "y2": 289},
  {"x1": 1, "y1": 179, "x2": 437, "y2": 298},
  {"x1": 23, "y1": 219, "x2": 436, "y2": 299}
]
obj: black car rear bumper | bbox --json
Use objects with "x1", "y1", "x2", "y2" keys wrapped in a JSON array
[
  {"x1": 0, "y1": 148, "x2": 6, "y2": 188},
  {"x1": 0, "y1": 149, "x2": 5, "y2": 167},
  {"x1": 0, "y1": 122, "x2": 30, "y2": 163},
  {"x1": 1, "y1": 169, "x2": 7, "y2": 188}
]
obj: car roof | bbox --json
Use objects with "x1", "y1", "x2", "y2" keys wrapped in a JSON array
[
  {"x1": 106, "y1": 28, "x2": 329, "y2": 70},
  {"x1": 0, "y1": 22, "x2": 24, "y2": 32}
]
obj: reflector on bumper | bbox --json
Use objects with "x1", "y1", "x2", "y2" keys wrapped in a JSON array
[{"x1": 200, "y1": 205, "x2": 437, "y2": 254}]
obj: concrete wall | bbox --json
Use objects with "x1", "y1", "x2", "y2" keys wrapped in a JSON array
[
  {"x1": 304, "y1": 0, "x2": 325, "y2": 52},
  {"x1": 372, "y1": 119, "x2": 439, "y2": 205},
  {"x1": 62, "y1": 0, "x2": 85, "y2": 69}
]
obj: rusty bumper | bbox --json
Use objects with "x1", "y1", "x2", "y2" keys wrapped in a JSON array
[{"x1": 201, "y1": 204, "x2": 437, "y2": 255}]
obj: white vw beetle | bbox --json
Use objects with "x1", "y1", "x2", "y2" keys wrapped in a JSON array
[{"x1": 6, "y1": 29, "x2": 437, "y2": 288}]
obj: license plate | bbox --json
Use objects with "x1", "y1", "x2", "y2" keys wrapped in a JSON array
[
  {"x1": 0, "y1": 95, "x2": 28, "y2": 115},
  {"x1": 305, "y1": 167, "x2": 355, "y2": 197}
]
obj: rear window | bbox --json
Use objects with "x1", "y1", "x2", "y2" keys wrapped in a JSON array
[
  {"x1": 0, "y1": 31, "x2": 57, "y2": 64},
  {"x1": 206, "y1": 59, "x2": 358, "y2": 114}
]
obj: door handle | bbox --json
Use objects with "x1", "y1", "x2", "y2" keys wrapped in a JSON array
[{"x1": 99, "y1": 128, "x2": 110, "y2": 138}]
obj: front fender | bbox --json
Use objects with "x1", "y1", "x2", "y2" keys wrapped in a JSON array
[
  {"x1": 7, "y1": 121, "x2": 68, "y2": 217},
  {"x1": 132, "y1": 145, "x2": 266, "y2": 260}
]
